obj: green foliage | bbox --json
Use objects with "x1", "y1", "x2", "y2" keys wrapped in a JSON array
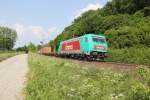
[
  {"x1": 53, "y1": 0, "x2": 150, "y2": 49},
  {"x1": 0, "y1": 27, "x2": 17, "y2": 50},
  {"x1": 101, "y1": 0, "x2": 132, "y2": 15},
  {"x1": 0, "y1": 51, "x2": 19, "y2": 61},
  {"x1": 27, "y1": 43, "x2": 37, "y2": 52},
  {"x1": 107, "y1": 48, "x2": 150, "y2": 65},
  {"x1": 26, "y1": 53, "x2": 150, "y2": 100},
  {"x1": 16, "y1": 45, "x2": 28, "y2": 52},
  {"x1": 142, "y1": 6, "x2": 150, "y2": 16},
  {"x1": 131, "y1": 66, "x2": 150, "y2": 100},
  {"x1": 104, "y1": 14, "x2": 150, "y2": 48},
  {"x1": 101, "y1": 0, "x2": 150, "y2": 15},
  {"x1": 105, "y1": 27, "x2": 140, "y2": 48},
  {"x1": 137, "y1": 66, "x2": 150, "y2": 81}
]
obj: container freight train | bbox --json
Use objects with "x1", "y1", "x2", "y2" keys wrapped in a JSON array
[
  {"x1": 39, "y1": 34, "x2": 108, "y2": 60},
  {"x1": 57, "y1": 34, "x2": 108, "y2": 60},
  {"x1": 38, "y1": 47, "x2": 51, "y2": 55}
]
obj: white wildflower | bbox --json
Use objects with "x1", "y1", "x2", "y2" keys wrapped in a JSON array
[
  {"x1": 70, "y1": 88, "x2": 76, "y2": 92},
  {"x1": 118, "y1": 93, "x2": 124, "y2": 97}
]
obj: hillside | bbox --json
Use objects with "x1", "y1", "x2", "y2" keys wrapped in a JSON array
[{"x1": 51, "y1": 0, "x2": 150, "y2": 49}]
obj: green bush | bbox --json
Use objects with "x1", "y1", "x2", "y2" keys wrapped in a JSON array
[
  {"x1": 52, "y1": 1, "x2": 150, "y2": 49},
  {"x1": 107, "y1": 48, "x2": 150, "y2": 65}
]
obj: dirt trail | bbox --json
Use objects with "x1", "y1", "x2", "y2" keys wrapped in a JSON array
[{"x1": 0, "y1": 54, "x2": 28, "y2": 100}]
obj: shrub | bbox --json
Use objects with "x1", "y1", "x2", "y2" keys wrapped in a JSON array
[{"x1": 107, "y1": 48, "x2": 150, "y2": 65}]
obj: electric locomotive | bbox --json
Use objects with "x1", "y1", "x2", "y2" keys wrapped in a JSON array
[{"x1": 57, "y1": 34, "x2": 108, "y2": 60}]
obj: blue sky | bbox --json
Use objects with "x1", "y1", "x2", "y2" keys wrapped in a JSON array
[{"x1": 0, "y1": 0, "x2": 109, "y2": 47}]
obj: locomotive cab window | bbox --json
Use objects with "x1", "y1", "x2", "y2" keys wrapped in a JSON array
[{"x1": 92, "y1": 37, "x2": 106, "y2": 43}]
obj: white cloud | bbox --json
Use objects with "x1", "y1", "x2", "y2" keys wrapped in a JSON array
[
  {"x1": 29, "y1": 26, "x2": 43, "y2": 34},
  {"x1": 48, "y1": 27, "x2": 57, "y2": 33},
  {"x1": 82, "y1": 3, "x2": 102, "y2": 11},
  {"x1": 74, "y1": 3, "x2": 103, "y2": 19},
  {"x1": 14, "y1": 24, "x2": 26, "y2": 36},
  {"x1": 11, "y1": 23, "x2": 57, "y2": 47}
]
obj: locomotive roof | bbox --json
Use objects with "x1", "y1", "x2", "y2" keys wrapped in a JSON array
[
  {"x1": 62, "y1": 34, "x2": 106, "y2": 43},
  {"x1": 84, "y1": 34, "x2": 106, "y2": 38},
  {"x1": 62, "y1": 36, "x2": 81, "y2": 43}
]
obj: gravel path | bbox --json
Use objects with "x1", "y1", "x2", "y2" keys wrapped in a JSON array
[{"x1": 0, "y1": 54, "x2": 28, "y2": 100}]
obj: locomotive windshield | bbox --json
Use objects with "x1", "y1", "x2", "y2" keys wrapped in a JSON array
[{"x1": 92, "y1": 37, "x2": 106, "y2": 43}]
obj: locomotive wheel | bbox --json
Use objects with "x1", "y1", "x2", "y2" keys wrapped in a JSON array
[
  {"x1": 86, "y1": 56, "x2": 92, "y2": 62},
  {"x1": 100, "y1": 57, "x2": 105, "y2": 62}
]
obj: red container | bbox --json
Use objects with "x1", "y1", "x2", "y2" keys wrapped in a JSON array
[
  {"x1": 39, "y1": 47, "x2": 51, "y2": 54},
  {"x1": 61, "y1": 38, "x2": 80, "y2": 54}
]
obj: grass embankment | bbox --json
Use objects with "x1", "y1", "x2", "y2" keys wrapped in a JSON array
[
  {"x1": 26, "y1": 53, "x2": 150, "y2": 100},
  {"x1": 0, "y1": 51, "x2": 20, "y2": 61},
  {"x1": 107, "y1": 48, "x2": 150, "y2": 65}
]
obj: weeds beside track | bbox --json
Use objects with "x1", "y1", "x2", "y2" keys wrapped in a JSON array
[{"x1": 26, "y1": 53, "x2": 150, "y2": 100}]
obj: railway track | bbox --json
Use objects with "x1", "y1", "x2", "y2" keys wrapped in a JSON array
[
  {"x1": 55, "y1": 57, "x2": 148, "y2": 72},
  {"x1": 59, "y1": 57, "x2": 137, "y2": 71},
  {"x1": 40, "y1": 54, "x2": 149, "y2": 73}
]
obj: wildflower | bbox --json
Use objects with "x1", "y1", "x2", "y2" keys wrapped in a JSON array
[
  {"x1": 118, "y1": 93, "x2": 124, "y2": 97},
  {"x1": 67, "y1": 93, "x2": 74, "y2": 97},
  {"x1": 70, "y1": 88, "x2": 76, "y2": 92},
  {"x1": 110, "y1": 93, "x2": 124, "y2": 99},
  {"x1": 86, "y1": 84, "x2": 94, "y2": 88}
]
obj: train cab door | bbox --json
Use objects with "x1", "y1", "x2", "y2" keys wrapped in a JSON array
[{"x1": 80, "y1": 36, "x2": 89, "y2": 54}]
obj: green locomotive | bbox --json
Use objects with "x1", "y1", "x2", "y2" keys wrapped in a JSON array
[{"x1": 57, "y1": 34, "x2": 108, "y2": 60}]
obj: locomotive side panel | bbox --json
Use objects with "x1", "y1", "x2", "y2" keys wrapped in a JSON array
[{"x1": 61, "y1": 38, "x2": 81, "y2": 54}]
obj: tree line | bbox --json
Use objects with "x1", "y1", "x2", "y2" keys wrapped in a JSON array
[{"x1": 0, "y1": 27, "x2": 17, "y2": 50}]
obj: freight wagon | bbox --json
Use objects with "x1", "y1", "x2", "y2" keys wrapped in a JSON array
[
  {"x1": 57, "y1": 34, "x2": 108, "y2": 60},
  {"x1": 39, "y1": 47, "x2": 51, "y2": 55}
]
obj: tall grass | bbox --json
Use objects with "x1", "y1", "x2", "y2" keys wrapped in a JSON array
[
  {"x1": 0, "y1": 51, "x2": 19, "y2": 61},
  {"x1": 107, "y1": 48, "x2": 150, "y2": 65},
  {"x1": 26, "y1": 53, "x2": 150, "y2": 100}
]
